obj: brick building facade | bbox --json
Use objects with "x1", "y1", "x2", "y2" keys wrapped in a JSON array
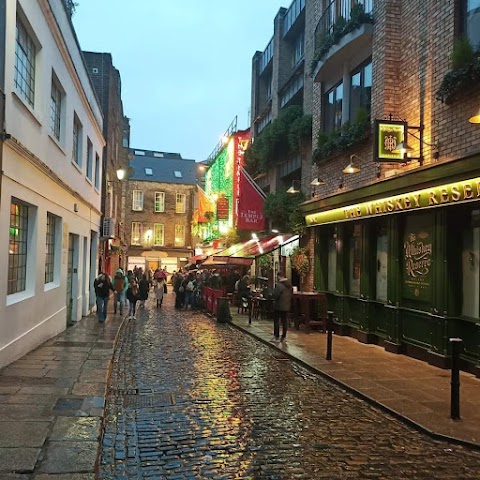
[
  {"x1": 83, "y1": 52, "x2": 130, "y2": 276},
  {"x1": 302, "y1": 0, "x2": 480, "y2": 372},
  {"x1": 125, "y1": 150, "x2": 196, "y2": 275}
]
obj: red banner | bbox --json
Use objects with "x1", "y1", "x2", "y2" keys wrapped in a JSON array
[{"x1": 237, "y1": 169, "x2": 265, "y2": 231}]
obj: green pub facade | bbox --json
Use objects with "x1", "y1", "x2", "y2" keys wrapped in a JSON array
[{"x1": 303, "y1": 156, "x2": 480, "y2": 374}]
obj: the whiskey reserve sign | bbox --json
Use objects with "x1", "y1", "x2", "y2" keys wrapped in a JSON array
[{"x1": 306, "y1": 177, "x2": 480, "y2": 227}]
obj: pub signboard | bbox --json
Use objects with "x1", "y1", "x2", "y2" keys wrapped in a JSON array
[{"x1": 374, "y1": 119, "x2": 406, "y2": 162}]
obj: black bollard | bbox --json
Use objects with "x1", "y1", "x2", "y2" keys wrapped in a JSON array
[
  {"x1": 449, "y1": 337, "x2": 463, "y2": 420},
  {"x1": 216, "y1": 297, "x2": 232, "y2": 324},
  {"x1": 326, "y1": 311, "x2": 334, "y2": 361}
]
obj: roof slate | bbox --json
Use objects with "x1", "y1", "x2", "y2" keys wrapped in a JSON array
[{"x1": 129, "y1": 151, "x2": 197, "y2": 184}]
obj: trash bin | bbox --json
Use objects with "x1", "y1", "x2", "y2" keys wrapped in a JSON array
[{"x1": 216, "y1": 297, "x2": 231, "y2": 323}]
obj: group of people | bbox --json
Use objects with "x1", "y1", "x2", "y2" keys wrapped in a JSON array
[
  {"x1": 93, "y1": 266, "x2": 169, "y2": 322},
  {"x1": 94, "y1": 265, "x2": 293, "y2": 343}
]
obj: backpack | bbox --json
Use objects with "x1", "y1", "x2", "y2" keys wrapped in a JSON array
[
  {"x1": 186, "y1": 280, "x2": 194, "y2": 292},
  {"x1": 114, "y1": 272, "x2": 125, "y2": 293}
]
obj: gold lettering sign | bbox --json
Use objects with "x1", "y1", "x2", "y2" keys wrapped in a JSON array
[{"x1": 306, "y1": 176, "x2": 480, "y2": 227}]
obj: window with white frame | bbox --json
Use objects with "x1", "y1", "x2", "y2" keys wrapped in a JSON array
[
  {"x1": 174, "y1": 224, "x2": 185, "y2": 247},
  {"x1": 131, "y1": 222, "x2": 142, "y2": 245},
  {"x1": 15, "y1": 17, "x2": 36, "y2": 107},
  {"x1": 50, "y1": 77, "x2": 62, "y2": 141},
  {"x1": 154, "y1": 192, "x2": 165, "y2": 212},
  {"x1": 463, "y1": 0, "x2": 480, "y2": 51},
  {"x1": 132, "y1": 190, "x2": 144, "y2": 211},
  {"x1": 86, "y1": 138, "x2": 93, "y2": 180},
  {"x1": 72, "y1": 113, "x2": 83, "y2": 166},
  {"x1": 8, "y1": 199, "x2": 29, "y2": 294},
  {"x1": 153, "y1": 223, "x2": 165, "y2": 246},
  {"x1": 350, "y1": 60, "x2": 372, "y2": 121},
  {"x1": 45, "y1": 213, "x2": 57, "y2": 284},
  {"x1": 323, "y1": 81, "x2": 343, "y2": 133},
  {"x1": 94, "y1": 153, "x2": 100, "y2": 189},
  {"x1": 175, "y1": 193, "x2": 186, "y2": 214}
]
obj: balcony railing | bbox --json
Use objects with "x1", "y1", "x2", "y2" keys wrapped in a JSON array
[
  {"x1": 315, "y1": 0, "x2": 373, "y2": 42},
  {"x1": 283, "y1": 0, "x2": 306, "y2": 36},
  {"x1": 259, "y1": 37, "x2": 274, "y2": 74}
]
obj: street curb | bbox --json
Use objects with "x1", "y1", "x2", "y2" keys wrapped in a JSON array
[
  {"x1": 225, "y1": 318, "x2": 480, "y2": 451},
  {"x1": 94, "y1": 314, "x2": 131, "y2": 476}
]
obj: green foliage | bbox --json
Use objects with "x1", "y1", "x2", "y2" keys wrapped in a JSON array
[
  {"x1": 263, "y1": 190, "x2": 307, "y2": 235},
  {"x1": 62, "y1": 0, "x2": 78, "y2": 16},
  {"x1": 310, "y1": 3, "x2": 373, "y2": 74},
  {"x1": 258, "y1": 253, "x2": 273, "y2": 272},
  {"x1": 313, "y1": 107, "x2": 370, "y2": 164},
  {"x1": 290, "y1": 247, "x2": 310, "y2": 279},
  {"x1": 451, "y1": 37, "x2": 475, "y2": 70},
  {"x1": 436, "y1": 38, "x2": 480, "y2": 104},
  {"x1": 244, "y1": 106, "x2": 311, "y2": 174}
]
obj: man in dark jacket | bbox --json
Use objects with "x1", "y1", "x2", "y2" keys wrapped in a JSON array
[
  {"x1": 272, "y1": 272, "x2": 293, "y2": 342},
  {"x1": 94, "y1": 273, "x2": 114, "y2": 323}
]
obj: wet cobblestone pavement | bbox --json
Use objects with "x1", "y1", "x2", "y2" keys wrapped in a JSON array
[{"x1": 100, "y1": 295, "x2": 480, "y2": 479}]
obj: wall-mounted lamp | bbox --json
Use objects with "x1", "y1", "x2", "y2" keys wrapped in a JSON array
[
  {"x1": 391, "y1": 124, "x2": 439, "y2": 164},
  {"x1": 107, "y1": 168, "x2": 127, "y2": 186},
  {"x1": 469, "y1": 108, "x2": 480, "y2": 124},
  {"x1": 342, "y1": 154, "x2": 362, "y2": 174},
  {"x1": 310, "y1": 177, "x2": 325, "y2": 197},
  {"x1": 73, "y1": 203, "x2": 79, "y2": 213},
  {"x1": 287, "y1": 179, "x2": 301, "y2": 194}
]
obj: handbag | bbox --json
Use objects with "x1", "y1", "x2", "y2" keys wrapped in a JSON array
[
  {"x1": 164, "y1": 283, "x2": 167, "y2": 294},
  {"x1": 179, "y1": 285, "x2": 185, "y2": 293}
]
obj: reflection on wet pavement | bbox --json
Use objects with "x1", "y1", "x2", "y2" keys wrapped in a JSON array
[{"x1": 99, "y1": 294, "x2": 480, "y2": 479}]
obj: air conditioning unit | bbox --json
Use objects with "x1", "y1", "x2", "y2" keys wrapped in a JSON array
[{"x1": 102, "y1": 217, "x2": 116, "y2": 238}]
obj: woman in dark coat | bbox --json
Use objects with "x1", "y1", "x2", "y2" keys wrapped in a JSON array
[
  {"x1": 174, "y1": 273, "x2": 185, "y2": 309},
  {"x1": 138, "y1": 274, "x2": 150, "y2": 308}
]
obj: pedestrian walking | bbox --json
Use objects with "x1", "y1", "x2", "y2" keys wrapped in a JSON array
[
  {"x1": 272, "y1": 272, "x2": 293, "y2": 342},
  {"x1": 174, "y1": 272, "x2": 185, "y2": 309},
  {"x1": 155, "y1": 275, "x2": 165, "y2": 308},
  {"x1": 126, "y1": 279, "x2": 140, "y2": 319},
  {"x1": 94, "y1": 272, "x2": 114, "y2": 323},
  {"x1": 139, "y1": 274, "x2": 150, "y2": 308},
  {"x1": 113, "y1": 268, "x2": 128, "y2": 316}
]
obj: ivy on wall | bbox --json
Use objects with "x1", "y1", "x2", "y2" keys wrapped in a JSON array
[
  {"x1": 245, "y1": 106, "x2": 312, "y2": 174},
  {"x1": 436, "y1": 38, "x2": 480, "y2": 104},
  {"x1": 263, "y1": 190, "x2": 307, "y2": 235},
  {"x1": 313, "y1": 108, "x2": 370, "y2": 164}
]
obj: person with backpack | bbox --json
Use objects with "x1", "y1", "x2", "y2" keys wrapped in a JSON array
[
  {"x1": 113, "y1": 268, "x2": 128, "y2": 316},
  {"x1": 94, "y1": 272, "x2": 114, "y2": 323},
  {"x1": 138, "y1": 274, "x2": 150, "y2": 308},
  {"x1": 183, "y1": 272, "x2": 196, "y2": 310}
]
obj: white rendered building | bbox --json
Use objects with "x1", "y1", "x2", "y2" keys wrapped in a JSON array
[{"x1": 0, "y1": 0, "x2": 105, "y2": 368}]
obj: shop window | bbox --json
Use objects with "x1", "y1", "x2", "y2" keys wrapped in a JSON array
[
  {"x1": 348, "y1": 224, "x2": 362, "y2": 297},
  {"x1": 376, "y1": 226, "x2": 388, "y2": 302},
  {"x1": 327, "y1": 230, "x2": 337, "y2": 291},
  {"x1": 462, "y1": 209, "x2": 480, "y2": 317}
]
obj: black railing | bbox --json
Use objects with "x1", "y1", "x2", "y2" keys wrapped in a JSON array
[{"x1": 315, "y1": 0, "x2": 373, "y2": 46}]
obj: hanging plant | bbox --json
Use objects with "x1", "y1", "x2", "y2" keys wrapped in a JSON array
[
  {"x1": 258, "y1": 253, "x2": 273, "y2": 272},
  {"x1": 290, "y1": 247, "x2": 310, "y2": 279}
]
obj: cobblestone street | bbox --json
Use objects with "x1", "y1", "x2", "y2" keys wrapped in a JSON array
[{"x1": 99, "y1": 294, "x2": 480, "y2": 479}]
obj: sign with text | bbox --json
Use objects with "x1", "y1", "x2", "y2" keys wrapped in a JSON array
[
  {"x1": 216, "y1": 196, "x2": 229, "y2": 220},
  {"x1": 306, "y1": 176, "x2": 480, "y2": 227},
  {"x1": 237, "y1": 169, "x2": 265, "y2": 231},
  {"x1": 402, "y1": 216, "x2": 433, "y2": 301},
  {"x1": 374, "y1": 119, "x2": 406, "y2": 162}
]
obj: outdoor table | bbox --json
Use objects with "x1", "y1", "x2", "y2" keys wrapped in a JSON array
[{"x1": 292, "y1": 292, "x2": 327, "y2": 332}]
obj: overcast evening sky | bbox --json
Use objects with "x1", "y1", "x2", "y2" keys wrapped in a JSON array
[{"x1": 73, "y1": 1, "x2": 285, "y2": 161}]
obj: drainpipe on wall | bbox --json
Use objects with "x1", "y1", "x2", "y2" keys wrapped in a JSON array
[{"x1": 0, "y1": 0, "x2": 6, "y2": 209}]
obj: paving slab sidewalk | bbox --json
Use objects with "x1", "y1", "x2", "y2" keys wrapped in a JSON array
[
  {"x1": 0, "y1": 313, "x2": 124, "y2": 479},
  {"x1": 229, "y1": 310, "x2": 480, "y2": 448}
]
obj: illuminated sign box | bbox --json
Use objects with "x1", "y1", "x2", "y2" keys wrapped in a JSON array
[{"x1": 374, "y1": 119, "x2": 406, "y2": 162}]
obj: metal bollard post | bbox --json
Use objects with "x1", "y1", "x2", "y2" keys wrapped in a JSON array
[
  {"x1": 326, "y1": 311, "x2": 334, "y2": 361},
  {"x1": 449, "y1": 337, "x2": 463, "y2": 420}
]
